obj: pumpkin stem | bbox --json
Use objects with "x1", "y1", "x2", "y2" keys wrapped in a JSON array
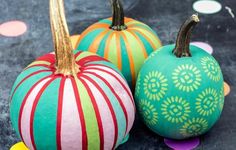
[
  {"x1": 49, "y1": 0, "x2": 79, "y2": 75},
  {"x1": 173, "y1": 14, "x2": 200, "y2": 58},
  {"x1": 110, "y1": 0, "x2": 127, "y2": 31}
]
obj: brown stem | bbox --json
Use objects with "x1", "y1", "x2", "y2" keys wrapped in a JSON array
[
  {"x1": 49, "y1": 0, "x2": 78, "y2": 75},
  {"x1": 110, "y1": 0, "x2": 127, "y2": 31},
  {"x1": 173, "y1": 14, "x2": 200, "y2": 58}
]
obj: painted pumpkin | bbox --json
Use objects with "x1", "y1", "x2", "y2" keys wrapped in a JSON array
[
  {"x1": 10, "y1": 0, "x2": 135, "y2": 149},
  {"x1": 76, "y1": 0, "x2": 162, "y2": 89},
  {"x1": 135, "y1": 14, "x2": 224, "y2": 140}
]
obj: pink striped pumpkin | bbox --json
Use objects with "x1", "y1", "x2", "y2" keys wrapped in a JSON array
[{"x1": 10, "y1": 51, "x2": 135, "y2": 150}]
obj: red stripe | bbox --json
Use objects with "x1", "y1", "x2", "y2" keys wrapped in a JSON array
[
  {"x1": 18, "y1": 75, "x2": 53, "y2": 142},
  {"x1": 36, "y1": 53, "x2": 55, "y2": 63},
  {"x1": 82, "y1": 72, "x2": 129, "y2": 135},
  {"x1": 74, "y1": 51, "x2": 83, "y2": 58},
  {"x1": 56, "y1": 77, "x2": 66, "y2": 150},
  {"x1": 71, "y1": 77, "x2": 88, "y2": 150},
  {"x1": 79, "y1": 77, "x2": 104, "y2": 150},
  {"x1": 79, "y1": 75, "x2": 118, "y2": 149},
  {"x1": 84, "y1": 64, "x2": 135, "y2": 108},
  {"x1": 76, "y1": 56, "x2": 108, "y2": 66},
  {"x1": 11, "y1": 70, "x2": 51, "y2": 99},
  {"x1": 29, "y1": 77, "x2": 56, "y2": 149}
]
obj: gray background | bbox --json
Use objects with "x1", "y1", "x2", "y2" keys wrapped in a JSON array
[{"x1": 0, "y1": 0, "x2": 236, "y2": 149}]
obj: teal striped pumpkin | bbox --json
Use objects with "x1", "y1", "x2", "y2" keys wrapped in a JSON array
[{"x1": 76, "y1": 17, "x2": 162, "y2": 89}]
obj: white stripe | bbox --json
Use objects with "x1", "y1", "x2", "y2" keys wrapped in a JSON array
[
  {"x1": 61, "y1": 79, "x2": 82, "y2": 149},
  {"x1": 84, "y1": 69, "x2": 135, "y2": 135},
  {"x1": 85, "y1": 65, "x2": 133, "y2": 98},
  {"x1": 82, "y1": 77, "x2": 115, "y2": 149},
  {"x1": 21, "y1": 78, "x2": 51, "y2": 150}
]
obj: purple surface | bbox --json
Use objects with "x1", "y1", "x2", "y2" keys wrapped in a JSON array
[{"x1": 164, "y1": 137, "x2": 200, "y2": 150}]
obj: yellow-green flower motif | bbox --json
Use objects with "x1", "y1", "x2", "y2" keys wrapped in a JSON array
[
  {"x1": 138, "y1": 100, "x2": 158, "y2": 126},
  {"x1": 161, "y1": 96, "x2": 191, "y2": 123},
  {"x1": 219, "y1": 86, "x2": 224, "y2": 111},
  {"x1": 172, "y1": 64, "x2": 201, "y2": 92},
  {"x1": 196, "y1": 88, "x2": 219, "y2": 116},
  {"x1": 143, "y1": 71, "x2": 168, "y2": 101},
  {"x1": 180, "y1": 118, "x2": 208, "y2": 137},
  {"x1": 201, "y1": 57, "x2": 221, "y2": 82},
  {"x1": 135, "y1": 76, "x2": 141, "y2": 97}
]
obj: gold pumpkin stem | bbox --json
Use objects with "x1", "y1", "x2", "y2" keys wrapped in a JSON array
[
  {"x1": 173, "y1": 14, "x2": 200, "y2": 58},
  {"x1": 50, "y1": 0, "x2": 79, "y2": 75}
]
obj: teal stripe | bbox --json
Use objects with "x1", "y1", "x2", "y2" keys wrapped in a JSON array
[
  {"x1": 86, "y1": 74, "x2": 126, "y2": 147},
  {"x1": 77, "y1": 29, "x2": 105, "y2": 51},
  {"x1": 10, "y1": 66, "x2": 49, "y2": 96},
  {"x1": 10, "y1": 72, "x2": 52, "y2": 138},
  {"x1": 134, "y1": 31, "x2": 154, "y2": 55},
  {"x1": 97, "y1": 31, "x2": 111, "y2": 57},
  {"x1": 34, "y1": 78, "x2": 61, "y2": 150},
  {"x1": 98, "y1": 19, "x2": 112, "y2": 25},
  {"x1": 120, "y1": 35, "x2": 132, "y2": 88}
]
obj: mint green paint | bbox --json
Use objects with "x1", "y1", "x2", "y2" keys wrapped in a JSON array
[
  {"x1": 134, "y1": 31, "x2": 153, "y2": 55},
  {"x1": 97, "y1": 31, "x2": 111, "y2": 57},
  {"x1": 34, "y1": 78, "x2": 61, "y2": 150},
  {"x1": 131, "y1": 24, "x2": 158, "y2": 37},
  {"x1": 10, "y1": 72, "x2": 52, "y2": 137},
  {"x1": 98, "y1": 19, "x2": 112, "y2": 24},
  {"x1": 10, "y1": 66, "x2": 49, "y2": 96},
  {"x1": 120, "y1": 36, "x2": 132, "y2": 87},
  {"x1": 78, "y1": 29, "x2": 105, "y2": 51},
  {"x1": 135, "y1": 45, "x2": 224, "y2": 139},
  {"x1": 87, "y1": 74, "x2": 127, "y2": 147}
]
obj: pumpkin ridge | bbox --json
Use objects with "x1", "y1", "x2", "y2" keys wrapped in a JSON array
[
  {"x1": 103, "y1": 32, "x2": 115, "y2": 59},
  {"x1": 78, "y1": 74, "x2": 118, "y2": 149},
  {"x1": 115, "y1": 33, "x2": 122, "y2": 69},
  {"x1": 70, "y1": 77, "x2": 88, "y2": 149},
  {"x1": 126, "y1": 29, "x2": 148, "y2": 58},
  {"x1": 82, "y1": 66, "x2": 135, "y2": 111},
  {"x1": 79, "y1": 76, "x2": 104, "y2": 150},
  {"x1": 119, "y1": 32, "x2": 136, "y2": 87},
  {"x1": 55, "y1": 77, "x2": 66, "y2": 150},
  {"x1": 128, "y1": 28, "x2": 157, "y2": 50},
  {"x1": 76, "y1": 24, "x2": 110, "y2": 48},
  {"x1": 82, "y1": 72, "x2": 129, "y2": 135},
  {"x1": 88, "y1": 29, "x2": 110, "y2": 53},
  {"x1": 11, "y1": 70, "x2": 52, "y2": 99},
  {"x1": 30, "y1": 77, "x2": 57, "y2": 150},
  {"x1": 18, "y1": 75, "x2": 53, "y2": 143}
]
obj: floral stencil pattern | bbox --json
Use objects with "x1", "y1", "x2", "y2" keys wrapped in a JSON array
[
  {"x1": 138, "y1": 99, "x2": 158, "y2": 126},
  {"x1": 180, "y1": 118, "x2": 208, "y2": 137},
  {"x1": 196, "y1": 88, "x2": 219, "y2": 116},
  {"x1": 143, "y1": 71, "x2": 168, "y2": 101},
  {"x1": 201, "y1": 57, "x2": 221, "y2": 82},
  {"x1": 161, "y1": 96, "x2": 191, "y2": 123},
  {"x1": 172, "y1": 64, "x2": 201, "y2": 92}
]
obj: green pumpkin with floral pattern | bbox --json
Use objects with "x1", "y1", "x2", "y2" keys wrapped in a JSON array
[{"x1": 135, "y1": 15, "x2": 224, "y2": 140}]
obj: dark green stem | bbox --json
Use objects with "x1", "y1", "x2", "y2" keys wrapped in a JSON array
[
  {"x1": 173, "y1": 14, "x2": 200, "y2": 58},
  {"x1": 110, "y1": 0, "x2": 127, "y2": 31}
]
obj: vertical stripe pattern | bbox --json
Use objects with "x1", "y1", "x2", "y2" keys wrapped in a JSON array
[
  {"x1": 76, "y1": 17, "x2": 162, "y2": 89},
  {"x1": 10, "y1": 51, "x2": 135, "y2": 150}
]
